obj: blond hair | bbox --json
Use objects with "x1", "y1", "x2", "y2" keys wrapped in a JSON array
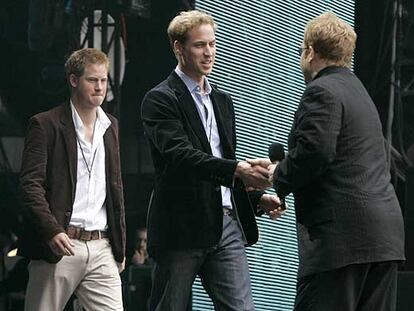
[
  {"x1": 167, "y1": 10, "x2": 217, "y2": 48},
  {"x1": 65, "y1": 48, "x2": 109, "y2": 78},
  {"x1": 304, "y1": 12, "x2": 356, "y2": 67}
]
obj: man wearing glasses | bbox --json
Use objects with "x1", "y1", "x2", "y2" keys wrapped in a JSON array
[
  {"x1": 283, "y1": 12, "x2": 404, "y2": 311},
  {"x1": 253, "y1": 12, "x2": 405, "y2": 311}
]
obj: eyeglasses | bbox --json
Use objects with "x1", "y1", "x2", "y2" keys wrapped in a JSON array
[{"x1": 298, "y1": 47, "x2": 308, "y2": 56}]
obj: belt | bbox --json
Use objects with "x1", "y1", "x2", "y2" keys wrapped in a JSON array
[
  {"x1": 66, "y1": 226, "x2": 108, "y2": 241},
  {"x1": 223, "y1": 207, "x2": 233, "y2": 216}
]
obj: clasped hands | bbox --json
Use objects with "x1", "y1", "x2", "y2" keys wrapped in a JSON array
[
  {"x1": 235, "y1": 158, "x2": 275, "y2": 190},
  {"x1": 235, "y1": 158, "x2": 285, "y2": 219}
]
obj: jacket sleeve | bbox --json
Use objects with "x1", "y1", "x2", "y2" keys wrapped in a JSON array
[
  {"x1": 248, "y1": 190, "x2": 265, "y2": 216},
  {"x1": 141, "y1": 88, "x2": 238, "y2": 187},
  {"x1": 20, "y1": 117, "x2": 64, "y2": 241},
  {"x1": 109, "y1": 116, "x2": 126, "y2": 261},
  {"x1": 274, "y1": 84, "x2": 342, "y2": 197}
]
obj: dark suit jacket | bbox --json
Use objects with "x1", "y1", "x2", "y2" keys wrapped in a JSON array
[
  {"x1": 19, "y1": 102, "x2": 126, "y2": 263},
  {"x1": 141, "y1": 71, "x2": 260, "y2": 255},
  {"x1": 274, "y1": 66, "x2": 405, "y2": 278}
]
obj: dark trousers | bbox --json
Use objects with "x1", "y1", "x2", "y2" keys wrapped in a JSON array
[
  {"x1": 294, "y1": 261, "x2": 398, "y2": 311},
  {"x1": 149, "y1": 212, "x2": 254, "y2": 311}
]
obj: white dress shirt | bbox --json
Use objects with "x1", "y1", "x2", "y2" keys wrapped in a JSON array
[
  {"x1": 175, "y1": 67, "x2": 233, "y2": 209},
  {"x1": 70, "y1": 102, "x2": 111, "y2": 230}
]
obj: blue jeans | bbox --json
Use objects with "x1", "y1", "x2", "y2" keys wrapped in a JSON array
[{"x1": 149, "y1": 211, "x2": 255, "y2": 311}]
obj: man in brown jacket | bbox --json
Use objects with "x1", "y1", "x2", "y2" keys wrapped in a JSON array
[{"x1": 19, "y1": 48, "x2": 126, "y2": 311}]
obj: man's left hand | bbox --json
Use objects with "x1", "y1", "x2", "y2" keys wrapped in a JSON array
[{"x1": 258, "y1": 194, "x2": 286, "y2": 220}]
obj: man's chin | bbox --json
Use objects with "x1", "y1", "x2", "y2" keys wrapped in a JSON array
[
  {"x1": 200, "y1": 65, "x2": 213, "y2": 75},
  {"x1": 202, "y1": 69, "x2": 212, "y2": 76},
  {"x1": 302, "y1": 71, "x2": 313, "y2": 84},
  {"x1": 91, "y1": 97, "x2": 104, "y2": 106}
]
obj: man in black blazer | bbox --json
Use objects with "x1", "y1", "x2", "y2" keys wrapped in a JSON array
[
  {"x1": 141, "y1": 10, "x2": 283, "y2": 311},
  {"x1": 257, "y1": 12, "x2": 405, "y2": 311}
]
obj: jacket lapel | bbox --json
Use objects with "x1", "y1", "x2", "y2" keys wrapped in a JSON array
[
  {"x1": 103, "y1": 124, "x2": 115, "y2": 209},
  {"x1": 60, "y1": 102, "x2": 77, "y2": 201},
  {"x1": 168, "y1": 72, "x2": 212, "y2": 153},
  {"x1": 103, "y1": 123, "x2": 116, "y2": 179},
  {"x1": 210, "y1": 89, "x2": 235, "y2": 158}
]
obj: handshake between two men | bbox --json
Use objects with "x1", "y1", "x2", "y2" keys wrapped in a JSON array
[{"x1": 235, "y1": 155, "x2": 285, "y2": 220}]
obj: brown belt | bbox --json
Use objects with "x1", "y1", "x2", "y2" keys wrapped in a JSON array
[{"x1": 66, "y1": 226, "x2": 108, "y2": 241}]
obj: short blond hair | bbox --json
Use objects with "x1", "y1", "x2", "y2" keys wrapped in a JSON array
[
  {"x1": 304, "y1": 12, "x2": 356, "y2": 67},
  {"x1": 167, "y1": 10, "x2": 217, "y2": 48},
  {"x1": 65, "y1": 48, "x2": 109, "y2": 78}
]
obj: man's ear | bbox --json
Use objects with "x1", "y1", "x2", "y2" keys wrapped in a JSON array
[
  {"x1": 173, "y1": 40, "x2": 183, "y2": 56},
  {"x1": 307, "y1": 46, "x2": 315, "y2": 62},
  {"x1": 69, "y1": 74, "x2": 78, "y2": 88}
]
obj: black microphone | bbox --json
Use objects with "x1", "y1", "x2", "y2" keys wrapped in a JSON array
[
  {"x1": 268, "y1": 143, "x2": 285, "y2": 163},
  {"x1": 268, "y1": 143, "x2": 286, "y2": 210}
]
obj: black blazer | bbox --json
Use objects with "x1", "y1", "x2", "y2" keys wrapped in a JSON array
[
  {"x1": 141, "y1": 71, "x2": 260, "y2": 255},
  {"x1": 19, "y1": 102, "x2": 126, "y2": 263},
  {"x1": 274, "y1": 66, "x2": 405, "y2": 277}
]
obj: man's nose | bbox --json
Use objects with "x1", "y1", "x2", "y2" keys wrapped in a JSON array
[
  {"x1": 204, "y1": 45, "x2": 214, "y2": 56},
  {"x1": 95, "y1": 80, "x2": 104, "y2": 90}
]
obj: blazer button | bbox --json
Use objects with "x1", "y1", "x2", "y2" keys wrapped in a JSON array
[
  {"x1": 215, "y1": 187, "x2": 220, "y2": 192},
  {"x1": 65, "y1": 211, "x2": 71, "y2": 217}
]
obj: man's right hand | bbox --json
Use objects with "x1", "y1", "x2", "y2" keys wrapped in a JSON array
[
  {"x1": 235, "y1": 161, "x2": 272, "y2": 190},
  {"x1": 247, "y1": 158, "x2": 277, "y2": 184},
  {"x1": 48, "y1": 232, "x2": 75, "y2": 256}
]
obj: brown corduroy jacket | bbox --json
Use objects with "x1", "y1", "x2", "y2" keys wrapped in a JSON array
[{"x1": 19, "y1": 102, "x2": 125, "y2": 263}]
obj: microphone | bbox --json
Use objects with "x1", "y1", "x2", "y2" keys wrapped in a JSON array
[
  {"x1": 268, "y1": 143, "x2": 285, "y2": 163},
  {"x1": 268, "y1": 143, "x2": 286, "y2": 210}
]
